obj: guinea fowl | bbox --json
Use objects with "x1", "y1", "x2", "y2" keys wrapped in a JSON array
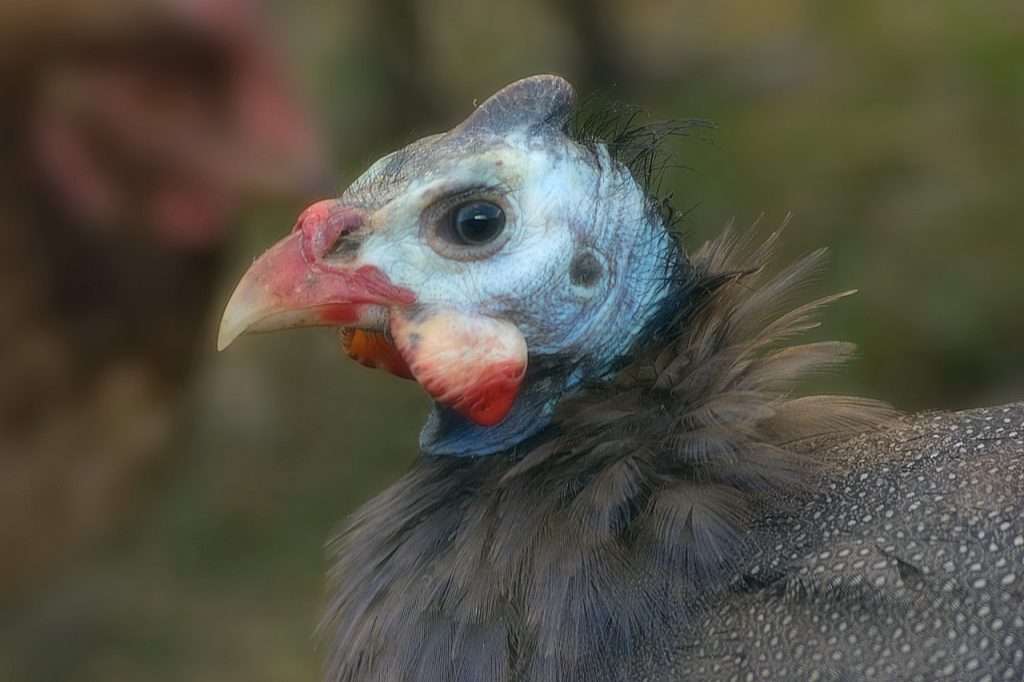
[{"x1": 219, "y1": 76, "x2": 1024, "y2": 681}]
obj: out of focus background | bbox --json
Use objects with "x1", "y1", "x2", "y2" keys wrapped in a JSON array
[{"x1": 1, "y1": 1, "x2": 1021, "y2": 680}]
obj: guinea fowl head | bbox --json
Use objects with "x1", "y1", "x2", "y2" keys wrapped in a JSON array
[{"x1": 219, "y1": 75, "x2": 687, "y2": 456}]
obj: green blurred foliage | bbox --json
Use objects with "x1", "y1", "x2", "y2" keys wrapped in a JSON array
[{"x1": 3, "y1": 1, "x2": 1022, "y2": 680}]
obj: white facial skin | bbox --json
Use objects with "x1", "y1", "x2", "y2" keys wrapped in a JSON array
[{"x1": 339, "y1": 129, "x2": 665, "y2": 367}]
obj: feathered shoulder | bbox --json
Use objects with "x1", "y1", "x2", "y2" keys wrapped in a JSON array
[{"x1": 320, "y1": 225, "x2": 893, "y2": 682}]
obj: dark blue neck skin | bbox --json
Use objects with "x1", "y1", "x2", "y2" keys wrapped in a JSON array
[{"x1": 419, "y1": 371, "x2": 565, "y2": 457}]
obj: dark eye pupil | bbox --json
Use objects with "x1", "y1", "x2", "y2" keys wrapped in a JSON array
[{"x1": 452, "y1": 201, "x2": 505, "y2": 245}]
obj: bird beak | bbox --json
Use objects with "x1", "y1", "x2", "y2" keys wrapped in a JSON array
[{"x1": 217, "y1": 200, "x2": 416, "y2": 351}]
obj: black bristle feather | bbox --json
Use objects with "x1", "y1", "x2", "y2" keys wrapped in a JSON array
[{"x1": 569, "y1": 93, "x2": 714, "y2": 231}]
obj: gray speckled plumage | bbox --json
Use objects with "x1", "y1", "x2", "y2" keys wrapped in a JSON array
[{"x1": 643, "y1": 403, "x2": 1024, "y2": 681}]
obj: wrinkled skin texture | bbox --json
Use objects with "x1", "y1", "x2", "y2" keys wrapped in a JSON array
[{"x1": 344, "y1": 125, "x2": 675, "y2": 452}]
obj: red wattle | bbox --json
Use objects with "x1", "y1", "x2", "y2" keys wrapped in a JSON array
[
  {"x1": 451, "y1": 359, "x2": 526, "y2": 426},
  {"x1": 390, "y1": 308, "x2": 529, "y2": 427}
]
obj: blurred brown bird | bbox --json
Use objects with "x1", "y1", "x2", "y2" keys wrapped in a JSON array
[
  {"x1": 219, "y1": 75, "x2": 1024, "y2": 681},
  {"x1": 0, "y1": 0, "x2": 328, "y2": 597}
]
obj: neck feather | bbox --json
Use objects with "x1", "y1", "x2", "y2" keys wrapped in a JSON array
[{"x1": 322, "y1": 226, "x2": 892, "y2": 682}]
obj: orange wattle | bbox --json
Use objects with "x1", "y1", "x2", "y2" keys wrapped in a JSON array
[{"x1": 340, "y1": 329, "x2": 414, "y2": 380}]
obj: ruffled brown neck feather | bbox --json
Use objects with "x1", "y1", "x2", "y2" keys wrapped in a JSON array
[{"x1": 321, "y1": 227, "x2": 893, "y2": 682}]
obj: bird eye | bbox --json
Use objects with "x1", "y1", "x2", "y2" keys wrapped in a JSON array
[
  {"x1": 449, "y1": 201, "x2": 506, "y2": 246},
  {"x1": 425, "y1": 197, "x2": 510, "y2": 261}
]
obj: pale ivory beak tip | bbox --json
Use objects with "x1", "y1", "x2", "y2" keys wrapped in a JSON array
[
  {"x1": 216, "y1": 313, "x2": 245, "y2": 352},
  {"x1": 216, "y1": 283, "x2": 256, "y2": 352}
]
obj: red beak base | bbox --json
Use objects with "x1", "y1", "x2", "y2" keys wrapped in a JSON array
[{"x1": 217, "y1": 201, "x2": 415, "y2": 351}]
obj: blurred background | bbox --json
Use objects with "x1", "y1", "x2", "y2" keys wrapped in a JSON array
[{"x1": 1, "y1": 1, "x2": 1021, "y2": 680}]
